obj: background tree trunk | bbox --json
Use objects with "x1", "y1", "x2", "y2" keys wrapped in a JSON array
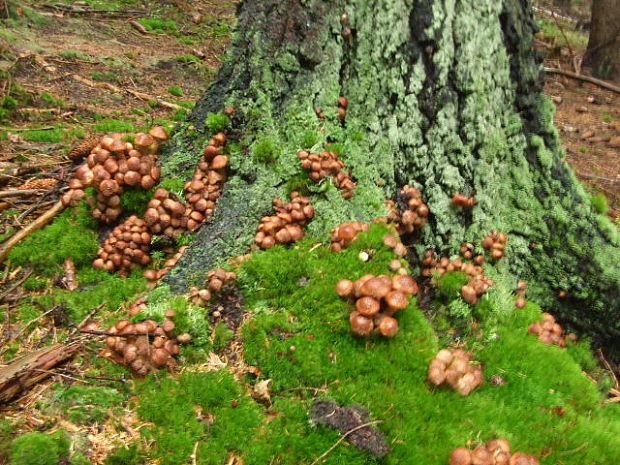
[
  {"x1": 583, "y1": 0, "x2": 620, "y2": 80},
  {"x1": 161, "y1": 0, "x2": 620, "y2": 363}
]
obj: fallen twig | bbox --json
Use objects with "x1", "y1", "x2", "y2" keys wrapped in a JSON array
[
  {"x1": 0, "y1": 189, "x2": 45, "y2": 199},
  {"x1": 130, "y1": 20, "x2": 149, "y2": 34},
  {"x1": 309, "y1": 420, "x2": 382, "y2": 465},
  {"x1": 0, "y1": 269, "x2": 32, "y2": 303},
  {"x1": 597, "y1": 348, "x2": 619, "y2": 390},
  {"x1": 71, "y1": 74, "x2": 182, "y2": 110},
  {"x1": 545, "y1": 67, "x2": 620, "y2": 94},
  {"x1": 0, "y1": 200, "x2": 66, "y2": 263}
]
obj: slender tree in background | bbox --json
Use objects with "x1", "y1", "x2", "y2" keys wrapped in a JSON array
[
  {"x1": 160, "y1": 0, "x2": 620, "y2": 365},
  {"x1": 584, "y1": 0, "x2": 620, "y2": 80}
]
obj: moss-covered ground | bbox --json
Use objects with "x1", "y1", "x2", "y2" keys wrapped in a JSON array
[{"x1": 3, "y1": 218, "x2": 620, "y2": 464}]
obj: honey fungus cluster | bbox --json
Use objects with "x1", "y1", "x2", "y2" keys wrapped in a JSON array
[
  {"x1": 143, "y1": 246, "x2": 188, "y2": 284},
  {"x1": 254, "y1": 192, "x2": 314, "y2": 249},
  {"x1": 482, "y1": 232, "x2": 508, "y2": 260},
  {"x1": 451, "y1": 193, "x2": 476, "y2": 208},
  {"x1": 189, "y1": 268, "x2": 237, "y2": 306},
  {"x1": 184, "y1": 132, "x2": 229, "y2": 231},
  {"x1": 144, "y1": 188, "x2": 188, "y2": 239},
  {"x1": 449, "y1": 439, "x2": 540, "y2": 465},
  {"x1": 427, "y1": 348, "x2": 484, "y2": 396},
  {"x1": 528, "y1": 312, "x2": 575, "y2": 347},
  {"x1": 297, "y1": 149, "x2": 356, "y2": 199},
  {"x1": 387, "y1": 185, "x2": 429, "y2": 235},
  {"x1": 62, "y1": 129, "x2": 167, "y2": 223},
  {"x1": 92, "y1": 215, "x2": 151, "y2": 275},
  {"x1": 101, "y1": 309, "x2": 191, "y2": 376},
  {"x1": 336, "y1": 274, "x2": 418, "y2": 338},
  {"x1": 329, "y1": 221, "x2": 369, "y2": 252},
  {"x1": 421, "y1": 250, "x2": 493, "y2": 305}
]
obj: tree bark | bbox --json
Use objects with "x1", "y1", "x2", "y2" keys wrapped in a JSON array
[
  {"x1": 160, "y1": 0, "x2": 620, "y2": 363},
  {"x1": 583, "y1": 0, "x2": 620, "y2": 80}
]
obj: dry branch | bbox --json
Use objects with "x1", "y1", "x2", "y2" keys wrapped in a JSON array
[
  {"x1": 545, "y1": 67, "x2": 620, "y2": 94},
  {"x1": 0, "y1": 189, "x2": 45, "y2": 199},
  {"x1": 0, "y1": 200, "x2": 66, "y2": 263},
  {"x1": 0, "y1": 342, "x2": 81, "y2": 403}
]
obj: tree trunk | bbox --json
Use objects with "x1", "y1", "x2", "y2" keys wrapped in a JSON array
[
  {"x1": 161, "y1": 0, "x2": 620, "y2": 363},
  {"x1": 583, "y1": 0, "x2": 620, "y2": 80}
]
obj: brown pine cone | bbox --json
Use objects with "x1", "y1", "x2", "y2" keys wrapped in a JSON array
[
  {"x1": 68, "y1": 137, "x2": 100, "y2": 161},
  {"x1": 17, "y1": 178, "x2": 58, "y2": 190}
]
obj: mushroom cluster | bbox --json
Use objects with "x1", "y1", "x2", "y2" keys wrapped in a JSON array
[
  {"x1": 144, "y1": 246, "x2": 188, "y2": 284},
  {"x1": 481, "y1": 232, "x2": 508, "y2": 260},
  {"x1": 515, "y1": 280, "x2": 527, "y2": 308},
  {"x1": 297, "y1": 150, "x2": 356, "y2": 199},
  {"x1": 101, "y1": 310, "x2": 191, "y2": 376},
  {"x1": 382, "y1": 233, "x2": 408, "y2": 258},
  {"x1": 388, "y1": 185, "x2": 429, "y2": 235},
  {"x1": 459, "y1": 242, "x2": 484, "y2": 264},
  {"x1": 449, "y1": 439, "x2": 540, "y2": 465},
  {"x1": 461, "y1": 274, "x2": 495, "y2": 305},
  {"x1": 144, "y1": 188, "x2": 188, "y2": 239},
  {"x1": 184, "y1": 132, "x2": 229, "y2": 231},
  {"x1": 528, "y1": 312, "x2": 575, "y2": 347},
  {"x1": 254, "y1": 192, "x2": 314, "y2": 249},
  {"x1": 427, "y1": 348, "x2": 484, "y2": 396},
  {"x1": 93, "y1": 215, "x2": 151, "y2": 275},
  {"x1": 337, "y1": 96, "x2": 348, "y2": 122},
  {"x1": 420, "y1": 249, "x2": 493, "y2": 304},
  {"x1": 128, "y1": 296, "x2": 147, "y2": 316},
  {"x1": 330, "y1": 221, "x2": 369, "y2": 252},
  {"x1": 189, "y1": 268, "x2": 237, "y2": 306},
  {"x1": 335, "y1": 274, "x2": 418, "y2": 338},
  {"x1": 61, "y1": 129, "x2": 167, "y2": 222},
  {"x1": 451, "y1": 193, "x2": 476, "y2": 208}
]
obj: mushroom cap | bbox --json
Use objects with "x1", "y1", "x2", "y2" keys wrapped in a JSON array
[
  {"x1": 355, "y1": 296, "x2": 380, "y2": 317},
  {"x1": 378, "y1": 316, "x2": 399, "y2": 338},
  {"x1": 435, "y1": 349, "x2": 454, "y2": 365},
  {"x1": 471, "y1": 446, "x2": 491, "y2": 465},
  {"x1": 449, "y1": 447, "x2": 473, "y2": 465},
  {"x1": 349, "y1": 312, "x2": 374, "y2": 336},
  {"x1": 337, "y1": 223, "x2": 357, "y2": 241},
  {"x1": 360, "y1": 277, "x2": 391, "y2": 300},
  {"x1": 134, "y1": 132, "x2": 155, "y2": 147},
  {"x1": 385, "y1": 290, "x2": 408, "y2": 311},
  {"x1": 335, "y1": 279, "x2": 354, "y2": 297},
  {"x1": 392, "y1": 275, "x2": 418, "y2": 295},
  {"x1": 486, "y1": 439, "x2": 510, "y2": 455},
  {"x1": 149, "y1": 126, "x2": 169, "y2": 141}
]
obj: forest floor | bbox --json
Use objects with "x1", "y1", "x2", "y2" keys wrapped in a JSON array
[{"x1": 0, "y1": 1, "x2": 619, "y2": 465}]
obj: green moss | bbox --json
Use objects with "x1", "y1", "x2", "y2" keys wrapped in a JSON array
[
  {"x1": 41, "y1": 384, "x2": 125, "y2": 425},
  {"x1": 8, "y1": 201, "x2": 98, "y2": 274},
  {"x1": 435, "y1": 271, "x2": 469, "y2": 301},
  {"x1": 92, "y1": 120, "x2": 135, "y2": 133},
  {"x1": 22, "y1": 276, "x2": 50, "y2": 292},
  {"x1": 35, "y1": 268, "x2": 145, "y2": 322},
  {"x1": 205, "y1": 112, "x2": 230, "y2": 134},
  {"x1": 104, "y1": 443, "x2": 144, "y2": 465},
  {"x1": 167, "y1": 85, "x2": 183, "y2": 97},
  {"x1": 213, "y1": 322, "x2": 234, "y2": 351},
  {"x1": 252, "y1": 137, "x2": 279, "y2": 164},
  {"x1": 90, "y1": 71, "x2": 119, "y2": 83},
  {"x1": 120, "y1": 188, "x2": 154, "y2": 216},
  {"x1": 21, "y1": 128, "x2": 62, "y2": 143},
  {"x1": 590, "y1": 194, "x2": 608, "y2": 215},
  {"x1": 136, "y1": 371, "x2": 261, "y2": 465},
  {"x1": 138, "y1": 18, "x2": 178, "y2": 35},
  {"x1": 10, "y1": 431, "x2": 68, "y2": 465},
  {"x1": 0, "y1": 420, "x2": 15, "y2": 463}
]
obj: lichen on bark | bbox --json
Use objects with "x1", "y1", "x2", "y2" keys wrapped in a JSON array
[{"x1": 160, "y1": 0, "x2": 620, "y2": 360}]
